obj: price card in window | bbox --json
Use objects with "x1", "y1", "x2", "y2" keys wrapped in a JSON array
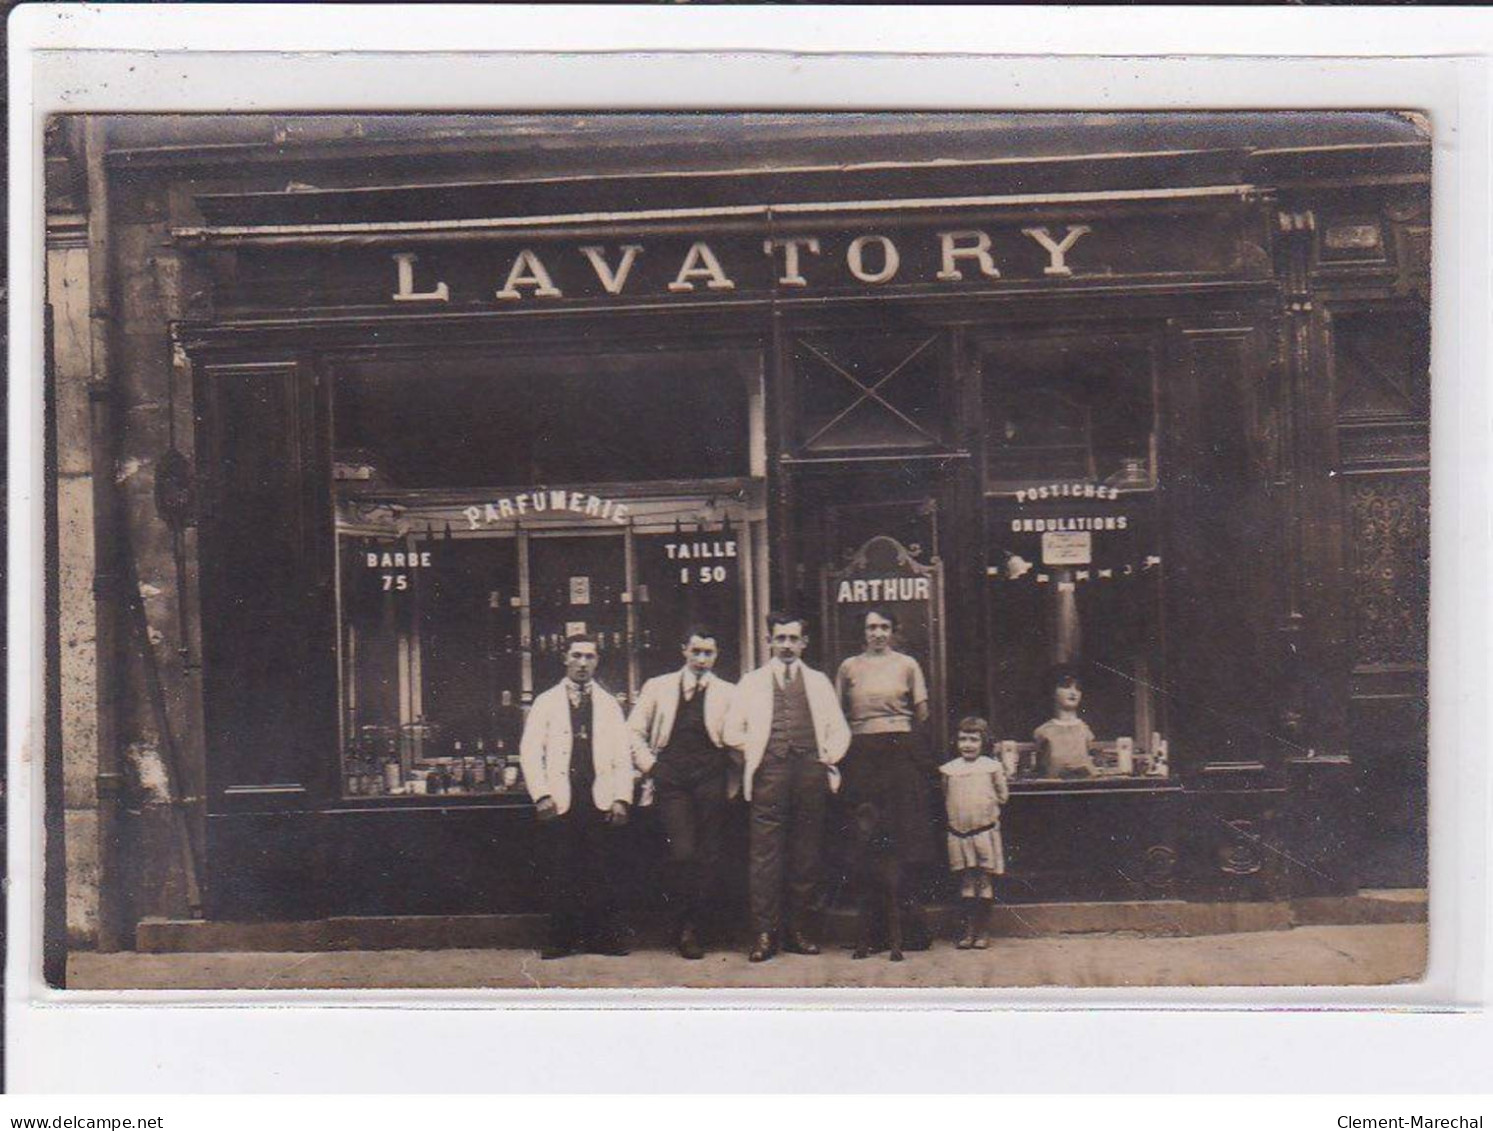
[
  {"x1": 568, "y1": 575, "x2": 591, "y2": 605},
  {"x1": 565, "y1": 621, "x2": 587, "y2": 638},
  {"x1": 1041, "y1": 531, "x2": 1092, "y2": 566}
]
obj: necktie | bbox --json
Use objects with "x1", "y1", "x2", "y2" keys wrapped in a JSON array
[
  {"x1": 783, "y1": 661, "x2": 796, "y2": 686},
  {"x1": 574, "y1": 684, "x2": 590, "y2": 739}
]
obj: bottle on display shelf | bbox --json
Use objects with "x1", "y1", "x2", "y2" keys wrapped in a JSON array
[
  {"x1": 1151, "y1": 736, "x2": 1170, "y2": 778},
  {"x1": 473, "y1": 739, "x2": 489, "y2": 790},
  {"x1": 489, "y1": 748, "x2": 505, "y2": 792},
  {"x1": 1116, "y1": 736, "x2": 1135, "y2": 775},
  {"x1": 999, "y1": 739, "x2": 1019, "y2": 779},
  {"x1": 503, "y1": 734, "x2": 522, "y2": 790},
  {"x1": 382, "y1": 755, "x2": 403, "y2": 794}
]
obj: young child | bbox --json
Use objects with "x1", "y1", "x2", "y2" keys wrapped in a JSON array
[
  {"x1": 940, "y1": 717, "x2": 1010, "y2": 949},
  {"x1": 1034, "y1": 665, "x2": 1096, "y2": 779}
]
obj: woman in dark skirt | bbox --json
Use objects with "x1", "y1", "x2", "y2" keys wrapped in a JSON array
[{"x1": 834, "y1": 607, "x2": 935, "y2": 961}]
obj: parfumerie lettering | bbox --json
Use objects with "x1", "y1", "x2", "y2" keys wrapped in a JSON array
[
  {"x1": 391, "y1": 226, "x2": 1093, "y2": 303},
  {"x1": 463, "y1": 491, "x2": 630, "y2": 530}
]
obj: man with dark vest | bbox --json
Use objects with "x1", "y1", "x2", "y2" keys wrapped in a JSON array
[
  {"x1": 520, "y1": 633, "x2": 640, "y2": 959},
  {"x1": 629, "y1": 625, "x2": 737, "y2": 959},
  {"x1": 724, "y1": 610, "x2": 851, "y2": 962}
]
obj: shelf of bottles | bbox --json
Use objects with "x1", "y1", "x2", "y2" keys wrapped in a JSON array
[
  {"x1": 526, "y1": 573, "x2": 639, "y2": 712},
  {"x1": 341, "y1": 714, "x2": 532, "y2": 798},
  {"x1": 993, "y1": 735, "x2": 1172, "y2": 784},
  {"x1": 339, "y1": 529, "x2": 531, "y2": 801}
]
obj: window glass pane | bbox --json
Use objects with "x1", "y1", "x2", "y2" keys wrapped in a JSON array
[
  {"x1": 337, "y1": 532, "x2": 528, "y2": 799},
  {"x1": 793, "y1": 331, "x2": 945, "y2": 452},
  {"x1": 983, "y1": 335, "x2": 1168, "y2": 783},
  {"x1": 984, "y1": 337, "x2": 1156, "y2": 492},
  {"x1": 330, "y1": 349, "x2": 755, "y2": 802},
  {"x1": 334, "y1": 351, "x2": 749, "y2": 489}
]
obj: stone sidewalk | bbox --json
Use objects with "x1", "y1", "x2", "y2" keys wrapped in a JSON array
[{"x1": 67, "y1": 922, "x2": 1427, "y2": 992}]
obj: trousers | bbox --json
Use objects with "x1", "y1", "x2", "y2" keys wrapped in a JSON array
[
  {"x1": 656, "y1": 769, "x2": 728, "y2": 930},
  {"x1": 748, "y1": 747, "x2": 829, "y2": 936},
  {"x1": 539, "y1": 804, "x2": 623, "y2": 948}
]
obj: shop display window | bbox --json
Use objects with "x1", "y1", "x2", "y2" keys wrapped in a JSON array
[
  {"x1": 331, "y1": 351, "x2": 758, "y2": 802},
  {"x1": 982, "y1": 334, "x2": 1169, "y2": 785}
]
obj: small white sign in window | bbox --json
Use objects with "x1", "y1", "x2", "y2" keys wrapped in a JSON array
[{"x1": 1042, "y1": 531, "x2": 1093, "y2": 566}]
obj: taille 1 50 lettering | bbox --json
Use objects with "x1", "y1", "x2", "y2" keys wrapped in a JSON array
[
  {"x1": 391, "y1": 225, "x2": 1093, "y2": 303},
  {"x1": 665, "y1": 539, "x2": 737, "y2": 586}
]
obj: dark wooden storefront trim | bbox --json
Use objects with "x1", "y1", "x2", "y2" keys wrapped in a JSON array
[{"x1": 165, "y1": 167, "x2": 1417, "y2": 922}]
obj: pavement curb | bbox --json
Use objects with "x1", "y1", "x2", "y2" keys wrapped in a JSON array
[{"x1": 131, "y1": 888, "x2": 1427, "y2": 954}]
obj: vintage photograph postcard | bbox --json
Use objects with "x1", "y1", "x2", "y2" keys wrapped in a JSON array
[{"x1": 44, "y1": 110, "x2": 1430, "y2": 991}]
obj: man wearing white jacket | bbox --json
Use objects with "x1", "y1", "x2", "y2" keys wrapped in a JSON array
[
  {"x1": 724, "y1": 610, "x2": 851, "y2": 963},
  {"x1": 628, "y1": 625, "x2": 737, "y2": 960},
  {"x1": 521, "y1": 633, "x2": 639, "y2": 959}
]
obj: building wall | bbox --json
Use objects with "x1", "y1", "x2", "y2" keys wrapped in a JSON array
[
  {"x1": 49, "y1": 127, "x2": 210, "y2": 947},
  {"x1": 48, "y1": 232, "x2": 100, "y2": 946},
  {"x1": 108, "y1": 169, "x2": 208, "y2": 928}
]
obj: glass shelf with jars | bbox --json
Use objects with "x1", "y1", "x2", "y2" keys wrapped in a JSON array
[
  {"x1": 340, "y1": 711, "x2": 532, "y2": 802},
  {"x1": 994, "y1": 734, "x2": 1172, "y2": 787}
]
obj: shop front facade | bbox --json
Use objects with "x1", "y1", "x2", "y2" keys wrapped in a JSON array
[{"x1": 45, "y1": 114, "x2": 1431, "y2": 949}]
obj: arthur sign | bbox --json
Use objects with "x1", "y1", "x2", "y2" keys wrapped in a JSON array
[{"x1": 822, "y1": 534, "x2": 948, "y2": 748}]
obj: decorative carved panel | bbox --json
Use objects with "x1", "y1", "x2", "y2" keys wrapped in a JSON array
[
  {"x1": 1218, "y1": 819, "x2": 1265, "y2": 876},
  {"x1": 1346, "y1": 475, "x2": 1429, "y2": 669},
  {"x1": 1338, "y1": 421, "x2": 1429, "y2": 468}
]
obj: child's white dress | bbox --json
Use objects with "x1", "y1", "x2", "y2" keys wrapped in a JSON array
[{"x1": 941, "y1": 755, "x2": 1010, "y2": 875}]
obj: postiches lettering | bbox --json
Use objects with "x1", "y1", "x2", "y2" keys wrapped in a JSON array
[
  {"x1": 835, "y1": 577, "x2": 932, "y2": 604},
  {"x1": 389, "y1": 227, "x2": 1092, "y2": 303},
  {"x1": 1014, "y1": 483, "x2": 1122, "y2": 503}
]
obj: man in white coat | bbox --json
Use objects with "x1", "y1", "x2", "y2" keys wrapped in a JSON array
[
  {"x1": 628, "y1": 624, "x2": 737, "y2": 959},
  {"x1": 520, "y1": 632, "x2": 639, "y2": 959},
  {"x1": 724, "y1": 610, "x2": 851, "y2": 962}
]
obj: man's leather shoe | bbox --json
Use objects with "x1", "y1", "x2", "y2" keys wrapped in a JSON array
[
  {"x1": 748, "y1": 933, "x2": 776, "y2": 963},
  {"x1": 783, "y1": 930, "x2": 821, "y2": 956},
  {"x1": 678, "y1": 925, "x2": 705, "y2": 961}
]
